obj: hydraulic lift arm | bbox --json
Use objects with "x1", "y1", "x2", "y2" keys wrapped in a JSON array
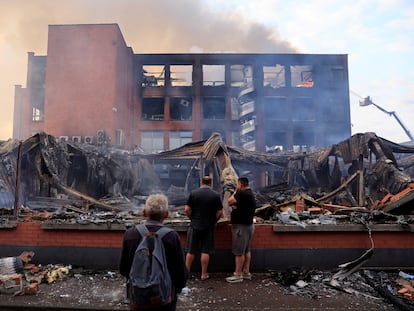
[{"x1": 359, "y1": 96, "x2": 413, "y2": 141}]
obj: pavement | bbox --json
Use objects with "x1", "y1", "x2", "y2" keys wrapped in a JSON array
[{"x1": 0, "y1": 270, "x2": 410, "y2": 310}]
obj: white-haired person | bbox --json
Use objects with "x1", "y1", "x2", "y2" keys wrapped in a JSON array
[{"x1": 119, "y1": 194, "x2": 189, "y2": 310}]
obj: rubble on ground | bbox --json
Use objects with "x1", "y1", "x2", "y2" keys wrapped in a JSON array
[
  {"x1": 0, "y1": 251, "x2": 71, "y2": 295},
  {"x1": 270, "y1": 268, "x2": 414, "y2": 309},
  {"x1": 1, "y1": 252, "x2": 413, "y2": 311}
]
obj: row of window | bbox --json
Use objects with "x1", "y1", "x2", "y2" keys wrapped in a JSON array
[
  {"x1": 141, "y1": 129, "x2": 332, "y2": 153},
  {"x1": 141, "y1": 64, "x2": 344, "y2": 88},
  {"x1": 141, "y1": 130, "x2": 234, "y2": 153},
  {"x1": 140, "y1": 131, "x2": 192, "y2": 153},
  {"x1": 141, "y1": 96, "x2": 343, "y2": 122}
]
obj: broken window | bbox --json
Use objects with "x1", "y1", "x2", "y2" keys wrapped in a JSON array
[
  {"x1": 231, "y1": 65, "x2": 253, "y2": 87},
  {"x1": 292, "y1": 97, "x2": 315, "y2": 121},
  {"x1": 293, "y1": 144, "x2": 308, "y2": 152},
  {"x1": 170, "y1": 65, "x2": 192, "y2": 86},
  {"x1": 170, "y1": 97, "x2": 192, "y2": 121},
  {"x1": 263, "y1": 64, "x2": 285, "y2": 88},
  {"x1": 202, "y1": 65, "x2": 225, "y2": 86},
  {"x1": 141, "y1": 98, "x2": 164, "y2": 120},
  {"x1": 265, "y1": 131, "x2": 285, "y2": 152},
  {"x1": 203, "y1": 97, "x2": 225, "y2": 119},
  {"x1": 263, "y1": 97, "x2": 289, "y2": 121},
  {"x1": 169, "y1": 131, "x2": 192, "y2": 149},
  {"x1": 291, "y1": 65, "x2": 313, "y2": 87},
  {"x1": 32, "y1": 107, "x2": 43, "y2": 122},
  {"x1": 141, "y1": 131, "x2": 164, "y2": 153},
  {"x1": 293, "y1": 130, "x2": 314, "y2": 151},
  {"x1": 142, "y1": 65, "x2": 165, "y2": 87}
]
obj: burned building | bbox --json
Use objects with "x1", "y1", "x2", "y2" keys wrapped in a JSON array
[{"x1": 13, "y1": 23, "x2": 351, "y2": 155}]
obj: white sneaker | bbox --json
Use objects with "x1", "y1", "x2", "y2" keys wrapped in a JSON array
[
  {"x1": 225, "y1": 274, "x2": 243, "y2": 283},
  {"x1": 242, "y1": 272, "x2": 252, "y2": 280}
]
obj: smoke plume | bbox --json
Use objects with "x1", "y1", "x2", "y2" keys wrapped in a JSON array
[{"x1": 0, "y1": 0, "x2": 298, "y2": 140}]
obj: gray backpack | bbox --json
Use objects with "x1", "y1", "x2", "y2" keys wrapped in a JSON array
[{"x1": 129, "y1": 224, "x2": 173, "y2": 308}]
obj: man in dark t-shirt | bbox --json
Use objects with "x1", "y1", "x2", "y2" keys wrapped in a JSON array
[
  {"x1": 185, "y1": 176, "x2": 223, "y2": 280},
  {"x1": 226, "y1": 176, "x2": 256, "y2": 283}
]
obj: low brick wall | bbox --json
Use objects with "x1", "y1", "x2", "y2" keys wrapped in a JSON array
[{"x1": 1, "y1": 221, "x2": 413, "y2": 270}]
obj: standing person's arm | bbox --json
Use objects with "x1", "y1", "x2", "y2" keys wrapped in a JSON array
[
  {"x1": 228, "y1": 192, "x2": 237, "y2": 208},
  {"x1": 184, "y1": 205, "x2": 192, "y2": 218},
  {"x1": 216, "y1": 208, "x2": 223, "y2": 221}
]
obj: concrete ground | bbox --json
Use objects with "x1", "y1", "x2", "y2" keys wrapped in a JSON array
[{"x1": 0, "y1": 270, "x2": 410, "y2": 310}]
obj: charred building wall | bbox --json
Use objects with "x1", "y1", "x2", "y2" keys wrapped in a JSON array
[{"x1": 13, "y1": 24, "x2": 351, "y2": 153}]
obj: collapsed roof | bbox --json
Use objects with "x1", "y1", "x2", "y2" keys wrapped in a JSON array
[{"x1": 1, "y1": 131, "x2": 414, "y2": 219}]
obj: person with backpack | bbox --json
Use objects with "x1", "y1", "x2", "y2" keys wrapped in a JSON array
[
  {"x1": 119, "y1": 194, "x2": 188, "y2": 310},
  {"x1": 185, "y1": 176, "x2": 223, "y2": 281}
]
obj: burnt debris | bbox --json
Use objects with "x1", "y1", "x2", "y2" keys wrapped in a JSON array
[{"x1": 0, "y1": 131, "x2": 414, "y2": 225}]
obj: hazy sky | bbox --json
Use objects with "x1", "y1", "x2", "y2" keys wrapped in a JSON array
[{"x1": 1, "y1": 0, "x2": 413, "y2": 143}]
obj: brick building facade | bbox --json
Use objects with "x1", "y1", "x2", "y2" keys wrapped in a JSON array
[{"x1": 14, "y1": 23, "x2": 351, "y2": 153}]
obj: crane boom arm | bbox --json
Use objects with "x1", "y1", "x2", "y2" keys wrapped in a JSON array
[{"x1": 360, "y1": 96, "x2": 413, "y2": 141}]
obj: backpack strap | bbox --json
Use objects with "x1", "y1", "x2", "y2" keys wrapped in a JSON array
[
  {"x1": 136, "y1": 224, "x2": 148, "y2": 237},
  {"x1": 136, "y1": 224, "x2": 172, "y2": 239},
  {"x1": 155, "y1": 226, "x2": 173, "y2": 239}
]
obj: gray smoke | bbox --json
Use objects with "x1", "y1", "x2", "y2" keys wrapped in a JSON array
[{"x1": 0, "y1": 0, "x2": 299, "y2": 140}]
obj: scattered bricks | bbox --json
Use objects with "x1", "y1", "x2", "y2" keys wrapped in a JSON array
[
  {"x1": 23, "y1": 282, "x2": 39, "y2": 295},
  {"x1": 24, "y1": 263, "x2": 40, "y2": 273},
  {"x1": 0, "y1": 274, "x2": 23, "y2": 295},
  {"x1": 295, "y1": 199, "x2": 305, "y2": 212}
]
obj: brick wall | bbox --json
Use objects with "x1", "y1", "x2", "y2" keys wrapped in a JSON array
[{"x1": 1, "y1": 222, "x2": 413, "y2": 250}]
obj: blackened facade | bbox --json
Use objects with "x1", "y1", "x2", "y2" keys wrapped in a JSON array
[{"x1": 14, "y1": 24, "x2": 351, "y2": 153}]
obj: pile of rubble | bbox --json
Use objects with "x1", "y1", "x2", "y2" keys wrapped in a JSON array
[
  {"x1": 1, "y1": 251, "x2": 413, "y2": 311},
  {"x1": 270, "y1": 268, "x2": 414, "y2": 310},
  {"x1": 0, "y1": 251, "x2": 71, "y2": 296}
]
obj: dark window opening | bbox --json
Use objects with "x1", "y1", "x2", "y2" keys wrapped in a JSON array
[
  {"x1": 203, "y1": 97, "x2": 225, "y2": 119},
  {"x1": 292, "y1": 97, "x2": 315, "y2": 121},
  {"x1": 142, "y1": 98, "x2": 164, "y2": 120},
  {"x1": 263, "y1": 97, "x2": 288, "y2": 121},
  {"x1": 265, "y1": 131, "x2": 286, "y2": 152},
  {"x1": 293, "y1": 130, "x2": 314, "y2": 152},
  {"x1": 170, "y1": 97, "x2": 192, "y2": 120}
]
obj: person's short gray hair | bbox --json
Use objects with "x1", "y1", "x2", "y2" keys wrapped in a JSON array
[{"x1": 144, "y1": 194, "x2": 168, "y2": 220}]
